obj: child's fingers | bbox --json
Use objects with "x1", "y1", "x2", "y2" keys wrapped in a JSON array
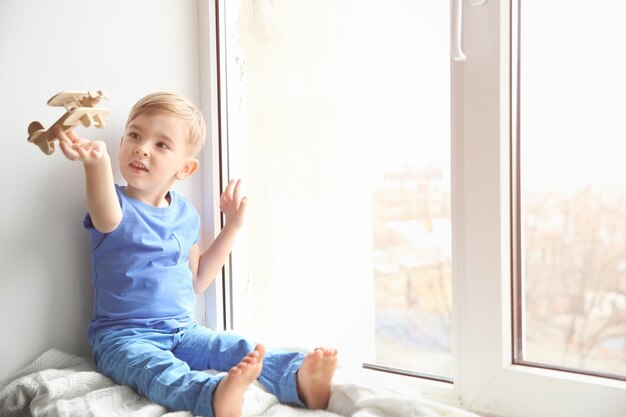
[
  {"x1": 55, "y1": 125, "x2": 88, "y2": 146},
  {"x1": 219, "y1": 179, "x2": 248, "y2": 215},
  {"x1": 55, "y1": 126, "x2": 80, "y2": 153},
  {"x1": 54, "y1": 125, "x2": 69, "y2": 142},
  {"x1": 76, "y1": 145, "x2": 90, "y2": 160},
  {"x1": 76, "y1": 143, "x2": 101, "y2": 160},
  {"x1": 233, "y1": 179, "x2": 243, "y2": 207},
  {"x1": 58, "y1": 138, "x2": 72, "y2": 157},
  {"x1": 219, "y1": 194, "x2": 228, "y2": 213},
  {"x1": 239, "y1": 196, "x2": 248, "y2": 215},
  {"x1": 58, "y1": 135, "x2": 81, "y2": 160},
  {"x1": 66, "y1": 129, "x2": 81, "y2": 143},
  {"x1": 220, "y1": 179, "x2": 235, "y2": 207},
  {"x1": 225, "y1": 179, "x2": 236, "y2": 197},
  {"x1": 66, "y1": 129, "x2": 92, "y2": 147}
]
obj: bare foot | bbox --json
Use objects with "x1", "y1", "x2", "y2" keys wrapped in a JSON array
[
  {"x1": 212, "y1": 344, "x2": 265, "y2": 417},
  {"x1": 296, "y1": 347, "x2": 338, "y2": 409}
]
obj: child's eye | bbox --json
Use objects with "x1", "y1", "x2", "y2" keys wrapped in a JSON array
[
  {"x1": 128, "y1": 132, "x2": 140, "y2": 140},
  {"x1": 157, "y1": 142, "x2": 170, "y2": 150}
]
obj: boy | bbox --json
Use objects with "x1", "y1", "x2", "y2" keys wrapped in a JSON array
[{"x1": 56, "y1": 92, "x2": 337, "y2": 417}]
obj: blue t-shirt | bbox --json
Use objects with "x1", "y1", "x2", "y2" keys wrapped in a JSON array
[{"x1": 84, "y1": 185, "x2": 200, "y2": 345}]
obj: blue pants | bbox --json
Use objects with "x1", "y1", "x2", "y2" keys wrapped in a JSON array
[{"x1": 91, "y1": 324, "x2": 305, "y2": 417}]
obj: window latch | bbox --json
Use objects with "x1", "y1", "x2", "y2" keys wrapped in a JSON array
[{"x1": 451, "y1": 0, "x2": 489, "y2": 62}]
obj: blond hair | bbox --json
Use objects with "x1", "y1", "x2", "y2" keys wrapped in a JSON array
[{"x1": 126, "y1": 92, "x2": 206, "y2": 156}]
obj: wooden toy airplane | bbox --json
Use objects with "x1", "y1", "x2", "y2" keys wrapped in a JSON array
[{"x1": 27, "y1": 90, "x2": 111, "y2": 155}]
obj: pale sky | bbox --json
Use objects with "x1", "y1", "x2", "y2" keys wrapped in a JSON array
[
  {"x1": 521, "y1": 1, "x2": 626, "y2": 190},
  {"x1": 360, "y1": 0, "x2": 450, "y2": 183},
  {"x1": 362, "y1": 1, "x2": 626, "y2": 192}
]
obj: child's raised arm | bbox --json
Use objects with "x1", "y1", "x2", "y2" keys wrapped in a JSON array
[
  {"x1": 191, "y1": 179, "x2": 248, "y2": 294},
  {"x1": 56, "y1": 126, "x2": 121, "y2": 233}
]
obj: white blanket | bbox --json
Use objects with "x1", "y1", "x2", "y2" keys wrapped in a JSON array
[{"x1": 0, "y1": 349, "x2": 479, "y2": 417}]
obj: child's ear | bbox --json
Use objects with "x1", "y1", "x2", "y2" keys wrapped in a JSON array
[{"x1": 176, "y1": 159, "x2": 200, "y2": 180}]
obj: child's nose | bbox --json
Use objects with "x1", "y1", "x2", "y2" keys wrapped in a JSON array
[{"x1": 135, "y1": 146, "x2": 149, "y2": 156}]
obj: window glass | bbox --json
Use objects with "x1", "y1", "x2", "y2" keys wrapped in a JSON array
[
  {"x1": 518, "y1": 1, "x2": 626, "y2": 378},
  {"x1": 364, "y1": 1, "x2": 451, "y2": 377},
  {"x1": 222, "y1": 0, "x2": 451, "y2": 376}
]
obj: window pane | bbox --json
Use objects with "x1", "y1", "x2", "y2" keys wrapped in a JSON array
[
  {"x1": 366, "y1": 2, "x2": 451, "y2": 377},
  {"x1": 519, "y1": 1, "x2": 626, "y2": 378},
  {"x1": 223, "y1": 0, "x2": 451, "y2": 376}
]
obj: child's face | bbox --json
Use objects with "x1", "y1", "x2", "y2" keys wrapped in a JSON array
[{"x1": 119, "y1": 111, "x2": 198, "y2": 205}]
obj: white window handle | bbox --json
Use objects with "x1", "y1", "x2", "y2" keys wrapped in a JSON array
[
  {"x1": 451, "y1": 0, "x2": 466, "y2": 61},
  {"x1": 451, "y1": 0, "x2": 488, "y2": 62}
]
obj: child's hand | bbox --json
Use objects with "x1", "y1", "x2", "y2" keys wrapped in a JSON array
[
  {"x1": 220, "y1": 179, "x2": 248, "y2": 230},
  {"x1": 56, "y1": 126, "x2": 107, "y2": 164}
]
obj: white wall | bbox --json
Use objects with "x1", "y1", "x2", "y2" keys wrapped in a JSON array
[{"x1": 0, "y1": 0, "x2": 205, "y2": 379}]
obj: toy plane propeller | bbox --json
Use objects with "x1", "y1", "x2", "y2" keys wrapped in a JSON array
[{"x1": 27, "y1": 90, "x2": 111, "y2": 155}]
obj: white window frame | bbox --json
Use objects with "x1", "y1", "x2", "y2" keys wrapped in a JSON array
[
  {"x1": 453, "y1": 1, "x2": 624, "y2": 415},
  {"x1": 198, "y1": 0, "x2": 228, "y2": 331},
  {"x1": 198, "y1": 1, "x2": 626, "y2": 416}
]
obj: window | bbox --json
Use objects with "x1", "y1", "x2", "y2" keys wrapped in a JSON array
[
  {"x1": 201, "y1": 1, "x2": 626, "y2": 416},
  {"x1": 363, "y1": 1, "x2": 452, "y2": 380},
  {"x1": 514, "y1": 0, "x2": 626, "y2": 380},
  {"x1": 215, "y1": 0, "x2": 452, "y2": 378},
  {"x1": 217, "y1": 0, "x2": 375, "y2": 370}
]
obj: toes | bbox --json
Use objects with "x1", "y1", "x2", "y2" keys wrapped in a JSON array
[
  {"x1": 241, "y1": 355, "x2": 257, "y2": 365},
  {"x1": 229, "y1": 366, "x2": 243, "y2": 377},
  {"x1": 314, "y1": 347, "x2": 337, "y2": 356},
  {"x1": 255, "y1": 344, "x2": 266, "y2": 359},
  {"x1": 230, "y1": 362, "x2": 254, "y2": 378},
  {"x1": 310, "y1": 348, "x2": 338, "y2": 364}
]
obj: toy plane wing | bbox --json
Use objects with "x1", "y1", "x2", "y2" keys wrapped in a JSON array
[
  {"x1": 64, "y1": 107, "x2": 111, "y2": 128},
  {"x1": 47, "y1": 90, "x2": 110, "y2": 110}
]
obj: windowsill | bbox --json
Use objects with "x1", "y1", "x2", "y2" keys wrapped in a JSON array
[
  {"x1": 335, "y1": 366, "x2": 461, "y2": 408},
  {"x1": 504, "y1": 363, "x2": 626, "y2": 390},
  {"x1": 343, "y1": 365, "x2": 625, "y2": 417}
]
